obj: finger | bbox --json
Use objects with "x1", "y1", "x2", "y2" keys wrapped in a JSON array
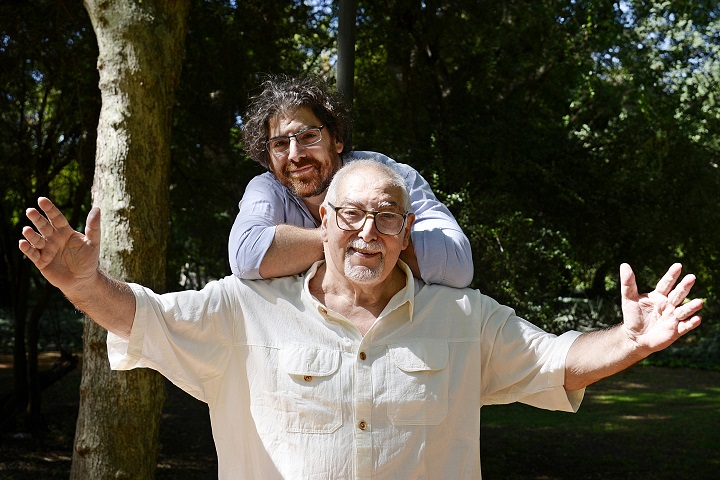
[
  {"x1": 654, "y1": 263, "x2": 683, "y2": 297},
  {"x1": 667, "y1": 274, "x2": 696, "y2": 307},
  {"x1": 37, "y1": 196, "x2": 71, "y2": 231},
  {"x1": 25, "y1": 206, "x2": 55, "y2": 238},
  {"x1": 30, "y1": 209, "x2": 58, "y2": 239},
  {"x1": 21, "y1": 225, "x2": 46, "y2": 249},
  {"x1": 678, "y1": 315, "x2": 702, "y2": 336},
  {"x1": 619, "y1": 263, "x2": 638, "y2": 301},
  {"x1": 18, "y1": 238, "x2": 41, "y2": 263},
  {"x1": 675, "y1": 298, "x2": 704, "y2": 320}
]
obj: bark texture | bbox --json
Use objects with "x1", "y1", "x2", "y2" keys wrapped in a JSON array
[{"x1": 71, "y1": 1, "x2": 190, "y2": 478}]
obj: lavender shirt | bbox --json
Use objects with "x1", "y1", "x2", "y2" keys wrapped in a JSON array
[{"x1": 228, "y1": 151, "x2": 473, "y2": 287}]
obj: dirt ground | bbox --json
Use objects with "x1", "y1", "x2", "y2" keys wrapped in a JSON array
[{"x1": 0, "y1": 353, "x2": 217, "y2": 479}]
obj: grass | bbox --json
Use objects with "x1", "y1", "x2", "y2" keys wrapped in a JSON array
[
  {"x1": 480, "y1": 366, "x2": 720, "y2": 479},
  {"x1": 1, "y1": 360, "x2": 718, "y2": 479}
]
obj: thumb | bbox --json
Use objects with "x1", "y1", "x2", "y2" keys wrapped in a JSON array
[
  {"x1": 85, "y1": 207, "x2": 101, "y2": 246},
  {"x1": 620, "y1": 263, "x2": 639, "y2": 302}
]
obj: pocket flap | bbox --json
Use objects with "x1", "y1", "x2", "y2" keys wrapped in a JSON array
[
  {"x1": 388, "y1": 342, "x2": 448, "y2": 372},
  {"x1": 280, "y1": 345, "x2": 341, "y2": 377}
]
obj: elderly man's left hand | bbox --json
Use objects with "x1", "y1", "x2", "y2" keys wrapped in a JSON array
[{"x1": 620, "y1": 263, "x2": 703, "y2": 354}]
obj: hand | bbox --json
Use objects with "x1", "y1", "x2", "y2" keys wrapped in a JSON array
[
  {"x1": 19, "y1": 197, "x2": 101, "y2": 292},
  {"x1": 620, "y1": 263, "x2": 703, "y2": 353}
]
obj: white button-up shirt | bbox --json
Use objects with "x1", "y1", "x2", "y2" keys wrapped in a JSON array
[{"x1": 108, "y1": 261, "x2": 583, "y2": 479}]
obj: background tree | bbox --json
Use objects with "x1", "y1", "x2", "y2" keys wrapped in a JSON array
[
  {"x1": 0, "y1": 0, "x2": 98, "y2": 432},
  {"x1": 70, "y1": 1, "x2": 190, "y2": 478},
  {"x1": 351, "y1": 0, "x2": 719, "y2": 336}
]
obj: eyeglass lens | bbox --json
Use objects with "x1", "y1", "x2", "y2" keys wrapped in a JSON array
[
  {"x1": 267, "y1": 127, "x2": 323, "y2": 154},
  {"x1": 336, "y1": 207, "x2": 405, "y2": 235}
]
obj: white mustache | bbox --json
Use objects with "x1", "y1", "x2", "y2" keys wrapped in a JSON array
[{"x1": 347, "y1": 239, "x2": 385, "y2": 254}]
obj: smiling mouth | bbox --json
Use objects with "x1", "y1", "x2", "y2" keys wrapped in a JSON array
[
  {"x1": 351, "y1": 248, "x2": 380, "y2": 257},
  {"x1": 347, "y1": 241, "x2": 384, "y2": 258},
  {"x1": 288, "y1": 164, "x2": 316, "y2": 176}
]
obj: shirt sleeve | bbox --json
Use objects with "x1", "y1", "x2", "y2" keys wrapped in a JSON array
[
  {"x1": 353, "y1": 152, "x2": 474, "y2": 287},
  {"x1": 107, "y1": 279, "x2": 238, "y2": 402},
  {"x1": 229, "y1": 174, "x2": 289, "y2": 279},
  {"x1": 479, "y1": 297, "x2": 584, "y2": 412}
]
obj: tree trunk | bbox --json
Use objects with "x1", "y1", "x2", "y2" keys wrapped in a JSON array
[
  {"x1": 337, "y1": 0, "x2": 357, "y2": 103},
  {"x1": 71, "y1": 1, "x2": 190, "y2": 479}
]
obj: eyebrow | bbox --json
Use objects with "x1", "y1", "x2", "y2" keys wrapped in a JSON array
[{"x1": 339, "y1": 199, "x2": 401, "y2": 210}]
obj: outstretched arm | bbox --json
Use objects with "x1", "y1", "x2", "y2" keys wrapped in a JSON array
[
  {"x1": 565, "y1": 263, "x2": 703, "y2": 391},
  {"x1": 19, "y1": 197, "x2": 136, "y2": 338}
]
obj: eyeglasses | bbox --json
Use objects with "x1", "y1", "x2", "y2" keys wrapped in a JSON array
[
  {"x1": 265, "y1": 125, "x2": 325, "y2": 156},
  {"x1": 327, "y1": 203, "x2": 409, "y2": 235}
]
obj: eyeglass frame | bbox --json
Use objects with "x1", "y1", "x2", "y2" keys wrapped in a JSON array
[
  {"x1": 326, "y1": 202, "x2": 410, "y2": 236},
  {"x1": 265, "y1": 125, "x2": 326, "y2": 156}
]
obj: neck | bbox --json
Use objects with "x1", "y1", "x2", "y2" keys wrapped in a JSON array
[
  {"x1": 309, "y1": 263, "x2": 407, "y2": 334},
  {"x1": 302, "y1": 192, "x2": 326, "y2": 223}
]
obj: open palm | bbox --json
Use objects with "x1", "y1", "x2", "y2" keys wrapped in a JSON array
[
  {"x1": 19, "y1": 197, "x2": 101, "y2": 291},
  {"x1": 620, "y1": 263, "x2": 703, "y2": 353}
]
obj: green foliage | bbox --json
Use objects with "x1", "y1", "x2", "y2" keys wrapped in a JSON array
[
  {"x1": 351, "y1": 0, "x2": 719, "y2": 338},
  {"x1": 0, "y1": 0, "x2": 98, "y2": 349},
  {"x1": 2, "y1": 0, "x2": 718, "y2": 366},
  {"x1": 166, "y1": 0, "x2": 334, "y2": 290}
]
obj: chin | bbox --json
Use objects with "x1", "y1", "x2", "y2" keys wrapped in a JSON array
[{"x1": 344, "y1": 264, "x2": 384, "y2": 285}]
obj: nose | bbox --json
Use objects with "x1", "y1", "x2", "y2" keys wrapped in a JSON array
[
  {"x1": 357, "y1": 214, "x2": 379, "y2": 241},
  {"x1": 287, "y1": 136, "x2": 308, "y2": 162}
]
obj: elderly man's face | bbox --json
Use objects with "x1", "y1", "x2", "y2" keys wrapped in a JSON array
[
  {"x1": 320, "y1": 167, "x2": 413, "y2": 286},
  {"x1": 267, "y1": 106, "x2": 344, "y2": 200}
]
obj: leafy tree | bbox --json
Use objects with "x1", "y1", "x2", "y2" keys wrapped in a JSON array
[
  {"x1": 0, "y1": 0, "x2": 98, "y2": 431},
  {"x1": 351, "y1": 0, "x2": 719, "y2": 332},
  {"x1": 167, "y1": 0, "x2": 336, "y2": 289}
]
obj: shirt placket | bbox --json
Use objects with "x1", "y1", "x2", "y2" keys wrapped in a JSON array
[{"x1": 353, "y1": 339, "x2": 374, "y2": 479}]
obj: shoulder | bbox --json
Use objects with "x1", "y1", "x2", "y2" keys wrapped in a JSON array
[{"x1": 246, "y1": 171, "x2": 282, "y2": 189}]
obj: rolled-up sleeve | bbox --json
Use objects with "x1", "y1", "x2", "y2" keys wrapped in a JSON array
[
  {"x1": 108, "y1": 280, "x2": 237, "y2": 402},
  {"x1": 479, "y1": 300, "x2": 585, "y2": 412}
]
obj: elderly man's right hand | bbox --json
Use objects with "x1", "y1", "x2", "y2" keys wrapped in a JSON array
[{"x1": 19, "y1": 197, "x2": 101, "y2": 293}]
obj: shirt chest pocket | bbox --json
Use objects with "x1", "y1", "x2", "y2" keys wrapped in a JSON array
[
  {"x1": 386, "y1": 342, "x2": 449, "y2": 425},
  {"x1": 277, "y1": 345, "x2": 342, "y2": 434}
]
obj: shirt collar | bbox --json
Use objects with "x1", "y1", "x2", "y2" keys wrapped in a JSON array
[{"x1": 302, "y1": 259, "x2": 416, "y2": 323}]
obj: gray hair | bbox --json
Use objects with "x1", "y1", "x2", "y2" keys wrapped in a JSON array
[{"x1": 324, "y1": 159, "x2": 412, "y2": 212}]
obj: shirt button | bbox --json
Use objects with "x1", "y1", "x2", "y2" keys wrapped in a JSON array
[
  {"x1": 358, "y1": 421, "x2": 367, "y2": 430},
  {"x1": 303, "y1": 375, "x2": 312, "y2": 382},
  {"x1": 359, "y1": 351, "x2": 367, "y2": 361}
]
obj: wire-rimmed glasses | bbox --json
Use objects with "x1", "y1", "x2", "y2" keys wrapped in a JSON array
[{"x1": 266, "y1": 125, "x2": 325, "y2": 156}]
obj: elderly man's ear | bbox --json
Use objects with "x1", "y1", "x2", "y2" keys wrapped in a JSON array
[
  {"x1": 319, "y1": 205, "x2": 329, "y2": 241},
  {"x1": 402, "y1": 214, "x2": 416, "y2": 249}
]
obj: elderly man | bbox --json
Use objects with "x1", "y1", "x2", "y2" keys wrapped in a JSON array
[
  {"x1": 230, "y1": 74, "x2": 474, "y2": 287},
  {"x1": 20, "y1": 160, "x2": 702, "y2": 479}
]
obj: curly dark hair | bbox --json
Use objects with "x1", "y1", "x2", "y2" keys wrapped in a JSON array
[{"x1": 241, "y1": 74, "x2": 353, "y2": 169}]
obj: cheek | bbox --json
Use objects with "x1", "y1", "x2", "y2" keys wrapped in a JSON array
[
  {"x1": 268, "y1": 160, "x2": 282, "y2": 177},
  {"x1": 320, "y1": 221, "x2": 328, "y2": 242}
]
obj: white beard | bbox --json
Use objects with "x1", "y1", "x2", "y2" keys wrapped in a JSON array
[{"x1": 344, "y1": 239, "x2": 385, "y2": 284}]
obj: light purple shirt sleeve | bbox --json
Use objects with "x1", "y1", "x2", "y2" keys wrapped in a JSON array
[{"x1": 228, "y1": 151, "x2": 474, "y2": 287}]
